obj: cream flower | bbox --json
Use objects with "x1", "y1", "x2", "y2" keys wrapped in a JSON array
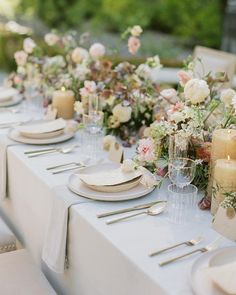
[
  {"x1": 44, "y1": 33, "x2": 59, "y2": 46},
  {"x1": 74, "y1": 101, "x2": 84, "y2": 115},
  {"x1": 23, "y1": 38, "x2": 36, "y2": 54},
  {"x1": 103, "y1": 135, "x2": 116, "y2": 150},
  {"x1": 184, "y1": 78, "x2": 210, "y2": 104},
  {"x1": 135, "y1": 64, "x2": 152, "y2": 80},
  {"x1": 160, "y1": 88, "x2": 177, "y2": 100},
  {"x1": 220, "y1": 89, "x2": 236, "y2": 106},
  {"x1": 14, "y1": 51, "x2": 27, "y2": 66},
  {"x1": 130, "y1": 25, "x2": 143, "y2": 37},
  {"x1": 121, "y1": 159, "x2": 136, "y2": 172},
  {"x1": 89, "y1": 43, "x2": 106, "y2": 59},
  {"x1": 138, "y1": 167, "x2": 158, "y2": 188},
  {"x1": 112, "y1": 104, "x2": 132, "y2": 123},
  {"x1": 71, "y1": 47, "x2": 89, "y2": 63}
]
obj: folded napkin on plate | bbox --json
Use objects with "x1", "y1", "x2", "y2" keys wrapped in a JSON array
[
  {"x1": 0, "y1": 87, "x2": 18, "y2": 102},
  {"x1": 42, "y1": 185, "x2": 92, "y2": 273},
  {"x1": 206, "y1": 260, "x2": 236, "y2": 294},
  {"x1": 0, "y1": 135, "x2": 19, "y2": 200}
]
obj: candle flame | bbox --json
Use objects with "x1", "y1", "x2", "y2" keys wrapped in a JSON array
[
  {"x1": 227, "y1": 130, "x2": 231, "y2": 134},
  {"x1": 227, "y1": 155, "x2": 230, "y2": 161},
  {"x1": 61, "y1": 86, "x2": 66, "y2": 91}
]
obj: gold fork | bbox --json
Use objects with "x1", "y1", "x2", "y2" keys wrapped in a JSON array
[
  {"x1": 159, "y1": 237, "x2": 221, "y2": 266},
  {"x1": 149, "y1": 236, "x2": 203, "y2": 257}
]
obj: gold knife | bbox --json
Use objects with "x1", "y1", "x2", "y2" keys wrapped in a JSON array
[{"x1": 97, "y1": 200, "x2": 166, "y2": 218}]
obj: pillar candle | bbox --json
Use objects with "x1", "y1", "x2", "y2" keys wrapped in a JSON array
[
  {"x1": 211, "y1": 129, "x2": 236, "y2": 161},
  {"x1": 52, "y1": 89, "x2": 75, "y2": 119},
  {"x1": 211, "y1": 158, "x2": 236, "y2": 215},
  {"x1": 207, "y1": 129, "x2": 236, "y2": 201}
]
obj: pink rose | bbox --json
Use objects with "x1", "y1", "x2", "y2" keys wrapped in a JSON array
[
  {"x1": 89, "y1": 43, "x2": 105, "y2": 59},
  {"x1": 14, "y1": 51, "x2": 28, "y2": 66},
  {"x1": 13, "y1": 75, "x2": 23, "y2": 85},
  {"x1": 80, "y1": 80, "x2": 97, "y2": 97},
  {"x1": 137, "y1": 138, "x2": 155, "y2": 162},
  {"x1": 160, "y1": 88, "x2": 177, "y2": 100},
  {"x1": 169, "y1": 102, "x2": 184, "y2": 114},
  {"x1": 177, "y1": 70, "x2": 192, "y2": 87},
  {"x1": 128, "y1": 36, "x2": 140, "y2": 55}
]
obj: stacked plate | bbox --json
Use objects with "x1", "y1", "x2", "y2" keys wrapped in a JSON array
[
  {"x1": 68, "y1": 163, "x2": 155, "y2": 201},
  {"x1": 8, "y1": 118, "x2": 75, "y2": 144},
  {"x1": 191, "y1": 246, "x2": 236, "y2": 295},
  {"x1": 0, "y1": 87, "x2": 22, "y2": 107}
]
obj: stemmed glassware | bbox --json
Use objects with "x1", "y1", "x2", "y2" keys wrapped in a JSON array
[
  {"x1": 81, "y1": 94, "x2": 104, "y2": 161},
  {"x1": 167, "y1": 157, "x2": 198, "y2": 224}
]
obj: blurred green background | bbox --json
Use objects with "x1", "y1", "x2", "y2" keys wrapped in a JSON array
[{"x1": 0, "y1": 0, "x2": 226, "y2": 72}]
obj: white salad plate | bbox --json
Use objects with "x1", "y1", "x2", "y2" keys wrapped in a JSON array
[{"x1": 68, "y1": 163, "x2": 154, "y2": 201}]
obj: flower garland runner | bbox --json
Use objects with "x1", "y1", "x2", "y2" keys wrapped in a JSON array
[
  {"x1": 8, "y1": 26, "x2": 162, "y2": 144},
  {"x1": 135, "y1": 57, "x2": 236, "y2": 201}
]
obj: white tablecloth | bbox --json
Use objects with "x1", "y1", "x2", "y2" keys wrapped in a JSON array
[{"x1": 0, "y1": 108, "x2": 234, "y2": 295}]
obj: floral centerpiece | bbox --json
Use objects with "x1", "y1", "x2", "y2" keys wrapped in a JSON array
[
  {"x1": 8, "y1": 26, "x2": 163, "y2": 144},
  {"x1": 135, "y1": 57, "x2": 236, "y2": 192}
]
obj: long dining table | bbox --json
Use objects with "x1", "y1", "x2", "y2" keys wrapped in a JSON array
[{"x1": 0, "y1": 107, "x2": 233, "y2": 295}]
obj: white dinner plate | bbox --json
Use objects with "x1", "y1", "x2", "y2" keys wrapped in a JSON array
[
  {"x1": 191, "y1": 246, "x2": 236, "y2": 295},
  {"x1": 8, "y1": 128, "x2": 75, "y2": 145},
  {"x1": 0, "y1": 95, "x2": 22, "y2": 107},
  {"x1": 0, "y1": 87, "x2": 18, "y2": 102},
  {"x1": 17, "y1": 118, "x2": 66, "y2": 139},
  {"x1": 0, "y1": 113, "x2": 32, "y2": 126},
  {"x1": 67, "y1": 163, "x2": 154, "y2": 201}
]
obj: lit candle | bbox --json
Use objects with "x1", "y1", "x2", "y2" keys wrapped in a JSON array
[
  {"x1": 207, "y1": 129, "x2": 236, "y2": 201},
  {"x1": 52, "y1": 87, "x2": 75, "y2": 119},
  {"x1": 211, "y1": 156, "x2": 236, "y2": 214},
  {"x1": 211, "y1": 129, "x2": 236, "y2": 161}
]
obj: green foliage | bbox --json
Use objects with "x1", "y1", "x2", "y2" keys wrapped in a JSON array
[{"x1": 15, "y1": 0, "x2": 223, "y2": 48}]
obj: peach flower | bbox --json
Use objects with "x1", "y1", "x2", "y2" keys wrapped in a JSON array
[
  {"x1": 89, "y1": 43, "x2": 105, "y2": 59},
  {"x1": 14, "y1": 51, "x2": 28, "y2": 66},
  {"x1": 137, "y1": 138, "x2": 155, "y2": 162},
  {"x1": 177, "y1": 70, "x2": 192, "y2": 87},
  {"x1": 128, "y1": 36, "x2": 140, "y2": 55}
]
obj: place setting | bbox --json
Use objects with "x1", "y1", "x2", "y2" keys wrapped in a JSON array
[
  {"x1": 0, "y1": 86, "x2": 22, "y2": 108},
  {"x1": 8, "y1": 118, "x2": 76, "y2": 145}
]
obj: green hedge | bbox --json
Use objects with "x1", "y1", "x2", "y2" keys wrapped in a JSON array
[{"x1": 16, "y1": 0, "x2": 223, "y2": 48}]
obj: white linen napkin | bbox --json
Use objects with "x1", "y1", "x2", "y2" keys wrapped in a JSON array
[
  {"x1": 0, "y1": 135, "x2": 19, "y2": 200},
  {"x1": 42, "y1": 185, "x2": 92, "y2": 273},
  {"x1": 206, "y1": 260, "x2": 236, "y2": 294}
]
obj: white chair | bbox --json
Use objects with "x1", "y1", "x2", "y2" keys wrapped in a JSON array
[
  {"x1": 0, "y1": 216, "x2": 16, "y2": 254},
  {"x1": 0, "y1": 249, "x2": 56, "y2": 294},
  {"x1": 193, "y1": 46, "x2": 236, "y2": 87}
]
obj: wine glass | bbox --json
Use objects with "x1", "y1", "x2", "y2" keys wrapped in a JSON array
[
  {"x1": 168, "y1": 157, "x2": 198, "y2": 224},
  {"x1": 168, "y1": 158, "x2": 196, "y2": 188}
]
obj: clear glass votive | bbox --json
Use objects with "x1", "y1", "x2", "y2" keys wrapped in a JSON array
[{"x1": 167, "y1": 184, "x2": 198, "y2": 224}]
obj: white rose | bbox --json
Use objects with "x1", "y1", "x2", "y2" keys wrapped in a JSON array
[
  {"x1": 130, "y1": 25, "x2": 143, "y2": 37},
  {"x1": 89, "y1": 43, "x2": 106, "y2": 59},
  {"x1": 112, "y1": 104, "x2": 132, "y2": 123},
  {"x1": 220, "y1": 89, "x2": 236, "y2": 106},
  {"x1": 102, "y1": 135, "x2": 116, "y2": 150},
  {"x1": 44, "y1": 33, "x2": 59, "y2": 46},
  {"x1": 71, "y1": 47, "x2": 89, "y2": 63},
  {"x1": 184, "y1": 78, "x2": 210, "y2": 104},
  {"x1": 121, "y1": 159, "x2": 136, "y2": 173},
  {"x1": 74, "y1": 64, "x2": 90, "y2": 81},
  {"x1": 136, "y1": 64, "x2": 152, "y2": 80},
  {"x1": 74, "y1": 101, "x2": 84, "y2": 115},
  {"x1": 23, "y1": 38, "x2": 36, "y2": 54},
  {"x1": 138, "y1": 167, "x2": 158, "y2": 188}
]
